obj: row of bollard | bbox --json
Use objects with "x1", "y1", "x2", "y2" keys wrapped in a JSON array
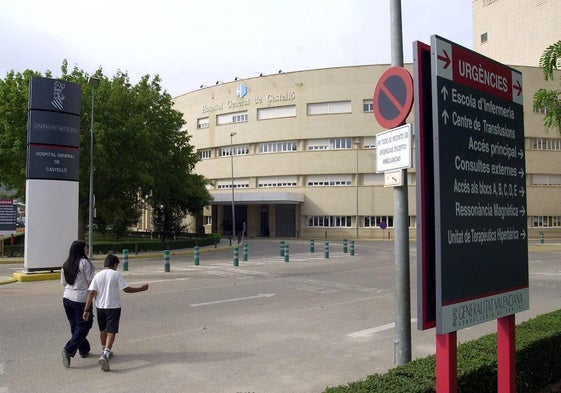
[{"x1": 121, "y1": 239, "x2": 355, "y2": 272}]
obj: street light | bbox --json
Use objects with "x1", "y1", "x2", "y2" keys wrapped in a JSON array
[
  {"x1": 230, "y1": 132, "x2": 237, "y2": 245},
  {"x1": 354, "y1": 139, "x2": 360, "y2": 239},
  {"x1": 88, "y1": 76, "x2": 100, "y2": 257}
]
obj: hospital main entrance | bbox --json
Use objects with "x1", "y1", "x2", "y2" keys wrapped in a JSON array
[{"x1": 212, "y1": 203, "x2": 299, "y2": 238}]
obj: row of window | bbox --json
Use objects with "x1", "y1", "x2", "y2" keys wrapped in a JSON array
[
  {"x1": 307, "y1": 216, "x2": 394, "y2": 228},
  {"x1": 197, "y1": 99, "x2": 374, "y2": 129},
  {"x1": 531, "y1": 216, "x2": 561, "y2": 227},
  {"x1": 201, "y1": 137, "x2": 561, "y2": 160},
  {"x1": 197, "y1": 98, "x2": 551, "y2": 129},
  {"x1": 532, "y1": 137, "x2": 561, "y2": 151},
  {"x1": 201, "y1": 137, "x2": 374, "y2": 159},
  {"x1": 202, "y1": 215, "x2": 561, "y2": 229}
]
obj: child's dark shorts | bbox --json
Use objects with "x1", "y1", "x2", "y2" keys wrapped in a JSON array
[{"x1": 96, "y1": 308, "x2": 121, "y2": 334}]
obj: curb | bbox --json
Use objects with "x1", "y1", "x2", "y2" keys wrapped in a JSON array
[
  {"x1": 12, "y1": 271, "x2": 60, "y2": 282},
  {"x1": 0, "y1": 277, "x2": 17, "y2": 285}
]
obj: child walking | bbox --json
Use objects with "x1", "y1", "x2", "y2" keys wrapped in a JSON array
[{"x1": 83, "y1": 253, "x2": 149, "y2": 371}]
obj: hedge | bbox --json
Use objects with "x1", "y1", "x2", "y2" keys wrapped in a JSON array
[{"x1": 324, "y1": 309, "x2": 561, "y2": 393}]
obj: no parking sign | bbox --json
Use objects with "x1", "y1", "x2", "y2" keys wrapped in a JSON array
[{"x1": 373, "y1": 66, "x2": 414, "y2": 129}]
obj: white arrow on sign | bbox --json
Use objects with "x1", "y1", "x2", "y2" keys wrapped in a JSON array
[{"x1": 189, "y1": 293, "x2": 277, "y2": 307}]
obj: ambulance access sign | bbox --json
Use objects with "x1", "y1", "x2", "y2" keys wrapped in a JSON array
[{"x1": 430, "y1": 36, "x2": 528, "y2": 334}]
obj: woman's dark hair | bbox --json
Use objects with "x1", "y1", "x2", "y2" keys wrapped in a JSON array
[
  {"x1": 62, "y1": 240, "x2": 88, "y2": 285},
  {"x1": 104, "y1": 253, "x2": 120, "y2": 268}
]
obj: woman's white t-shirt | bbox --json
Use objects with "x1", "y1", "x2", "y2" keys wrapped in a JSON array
[
  {"x1": 89, "y1": 269, "x2": 128, "y2": 309},
  {"x1": 61, "y1": 258, "x2": 95, "y2": 303}
]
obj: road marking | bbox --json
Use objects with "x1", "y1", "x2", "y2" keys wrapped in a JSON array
[
  {"x1": 189, "y1": 293, "x2": 277, "y2": 307},
  {"x1": 347, "y1": 319, "x2": 417, "y2": 338}
]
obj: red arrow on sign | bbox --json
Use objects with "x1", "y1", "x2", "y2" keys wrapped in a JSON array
[
  {"x1": 513, "y1": 80, "x2": 522, "y2": 96},
  {"x1": 438, "y1": 49, "x2": 451, "y2": 69}
]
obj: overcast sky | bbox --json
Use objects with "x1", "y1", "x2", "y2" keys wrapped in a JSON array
[{"x1": 0, "y1": 0, "x2": 472, "y2": 98}]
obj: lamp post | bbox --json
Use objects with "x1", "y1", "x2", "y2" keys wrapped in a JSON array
[
  {"x1": 230, "y1": 132, "x2": 237, "y2": 244},
  {"x1": 354, "y1": 139, "x2": 360, "y2": 239},
  {"x1": 88, "y1": 77, "x2": 100, "y2": 257}
]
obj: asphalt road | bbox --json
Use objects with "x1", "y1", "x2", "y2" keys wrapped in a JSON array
[{"x1": 1, "y1": 239, "x2": 560, "y2": 393}]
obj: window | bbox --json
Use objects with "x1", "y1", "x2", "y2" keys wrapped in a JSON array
[
  {"x1": 363, "y1": 136, "x2": 376, "y2": 149},
  {"x1": 204, "y1": 216, "x2": 212, "y2": 225},
  {"x1": 258, "y1": 176, "x2": 297, "y2": 188},
  {"x1": 197, "y1": 117, "x2": 209, "y2": 129},
  {"x1": 363, "y1": 99, "x2": 373, "y2": 112},
  {"x1": 330, "y1": 138, "x2": 352, "y2": 149},
  {"x1": 307, "y1": 175, "x2": 352, "y2": 186},
  {"x1": 308, "y1": 138, "x2": 352, "y2": 150},
  {"x1": 532, "y1": 174, "x2": 561, "y2": 185},
  {"x1": 481, "y1": 32, "x2": 488, "y2": 44},
  {"x1": 259, "y1": 141, "x2": 297, "y2": 153},
  {"x1": 217, "y1": 111, "x2": 248, "y2": 125},
  {"x1": 533, "y1": 106, "x2": 548, "y2": 114},
  {"x1": 257, "y1": 105, "x2": 296, "y2": 120},
  {"x1": 531, "y1": 216, "x2": 561, "y2": 227},
  {"x1": 216, "y1": 179, "x2": 250, "y2": 189},
  {"x1": 307, "y1": 101, "x2": 352, "y2": 115},
  {"x1": 219, "y1": 145, "x2": 249, "y2": 157},
  {"x1": 364, "y1": 216, "x2": 394, "y2": 228},
  {"x1": 531, "y1": 138, "x2": 561, "y2": 150},
  {"x1": 307, "y1": 216, "x2": 352, "y2": 227},
  {"x1": 199, "y1": 149, "x2": 212, "y2": 159}
]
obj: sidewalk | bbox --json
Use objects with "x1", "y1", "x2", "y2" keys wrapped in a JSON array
[{"x1": 0, "y1": 240, "x2": 232, "y2": 285}]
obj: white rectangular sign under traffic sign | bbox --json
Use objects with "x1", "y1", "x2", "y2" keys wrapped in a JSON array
[{"x1": 376, "y1": 124, "x2": 412, "y2": 173}]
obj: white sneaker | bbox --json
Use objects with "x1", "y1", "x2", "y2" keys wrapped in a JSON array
[
  {"x1": 98, "y1": 353, "x2": 110, "y2": 372},
  {"x1": 102, "y1": 347, "x2": 114, "y2": 359}
]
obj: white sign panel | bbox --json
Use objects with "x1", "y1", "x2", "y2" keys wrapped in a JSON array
[{"x1": 376, "y1": 124, "x2": 412, "y2": 173}]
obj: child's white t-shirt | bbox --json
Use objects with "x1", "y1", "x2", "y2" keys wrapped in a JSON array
[{"x1": 89, "y1": 269, "x2": 128, "y2": 309}]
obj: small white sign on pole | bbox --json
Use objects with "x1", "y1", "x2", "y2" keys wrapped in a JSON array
[
  {"x1": 375, "y1": 124, "x2": 412, "y2": 173},
  {"x1": 384, "y1": 170, "x2": 403, "y2": 187}
]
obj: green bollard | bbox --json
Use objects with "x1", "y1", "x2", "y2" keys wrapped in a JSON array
[
  {"x1": 194, "y1": 246, "x2": 200, "y2": 266},
  {"x1": 324, "y1": 241, "x2": 329, "y2": 259},
  {"x1": 164, "y1": 250, "x2": 170, "y2": 272},
  {"x1": 280, "y1": 240, "x2": 285, "y2": 256},
  {"x1": 540, "y1": 231, "x2": 544, "y2": 244},
  {"x1": 284, "y1": 243, "x2": 289, "y2": 262},
  {"x1": 343, "y1": 239, "x2": 348, "y2": 253},
  {"x1": 243, "y1": 243, "x2": 248, "y2": 261},
  {"x1": 122, "y1": 249, "x2": 129, "y2": 271},
  {"x1": 233, "y1": 246, "x2": 239, "y2": 267},
  {"x1": 310, "y1": 239, "x2": 315, "y2": 253},
  {"x1": 350, "y1": 240, "x2": 355, "y2": 256}
]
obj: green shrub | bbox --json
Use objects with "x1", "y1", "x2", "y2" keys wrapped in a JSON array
[
  {"x1": 91, "y1": 233, "x2": 222, "y2": 255},
  {"x1": 325, "y1": 309, "x2": 561, "y2": 393}
]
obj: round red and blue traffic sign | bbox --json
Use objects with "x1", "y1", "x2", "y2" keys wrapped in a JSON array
[{"x1": 373, "y1": 66, "x2": 414, "y2": 129}]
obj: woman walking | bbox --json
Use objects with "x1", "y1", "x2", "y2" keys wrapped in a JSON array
[{"x1": 60, "y1": 240, "x2": 95, "y2": 367}]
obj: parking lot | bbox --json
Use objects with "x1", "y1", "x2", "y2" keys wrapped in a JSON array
[{"x1": 1, "y1": 239, "x2": 560, "y2": 393}]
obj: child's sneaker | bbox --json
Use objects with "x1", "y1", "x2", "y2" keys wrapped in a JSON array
[{"x1": 98, "y1": 353, "x2": 110, "y2": 372}]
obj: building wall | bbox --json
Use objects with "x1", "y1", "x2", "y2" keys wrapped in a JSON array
[
  {"x1": 172, "y1": 64, "x2": 561, "y2": 239},
  {"x1": 472, "y1": 0, "x2": 561, "y2": 67}
]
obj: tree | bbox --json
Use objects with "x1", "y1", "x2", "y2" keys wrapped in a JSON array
[
  {"x1": 0, "y1": 61, "x2": 211, "y2": 239},
  {"x1": 0, "y1": 69, "x2": 44, "y2": 198},
  {"x1": 533, "y1": 41, "x2": 561, "y2": 134}
]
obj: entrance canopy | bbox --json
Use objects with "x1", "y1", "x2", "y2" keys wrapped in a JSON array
[{"x1": 210, "y1": 191, "x2": 304, "y2": 205}]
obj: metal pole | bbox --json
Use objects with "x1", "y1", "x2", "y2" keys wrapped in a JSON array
[
  {"x1": 88, "y1": 77, "x2": 100, "y2": 258},
  {"x1": 355, "y1": 139, "x2": 360, "y2": 239},
  {"x1": 230, "y1": 132, "x2": 237, "y2": 244},
  {"x1": 390, "y1": 0, "x2": 411, "y2": 366}
]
